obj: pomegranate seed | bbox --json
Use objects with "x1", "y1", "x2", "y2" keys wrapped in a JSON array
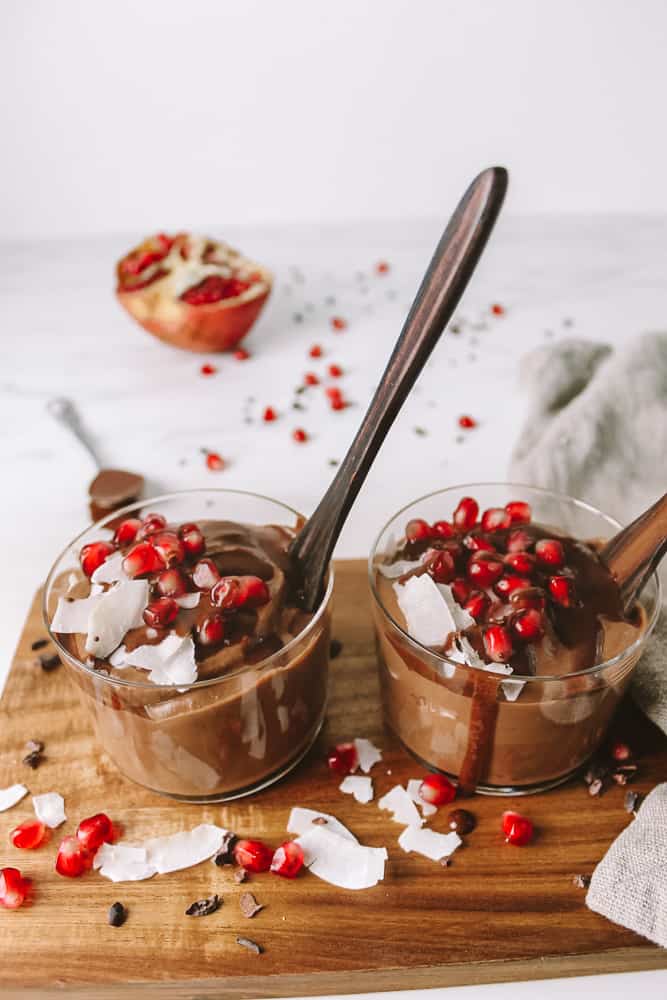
[
  {"x1": 330, "y1": 316, "x2": 347, "y2": 331},
  {"x1": 504, "y1": 551, "x2": 536, "y2": 574},
  {"x1": 463, "y1": 533, "x2": 496, "y2": 553},
  {"x1": 376, "y1": 260, "x2": 390, "y2": 274},
  {"x1": 200, "y1": 363, "x2": 217, "y2": 376},
  {"x1": 234, "y1": 348, "x2": 250, "y2": 361},
  {"x1": 510, "y1": 587, "x2": 546, "y2": 612},
  {"x1": 211, "y1": 575, "x2": 270, "y2": 610},
  {"x1": 507, "y1": 529, "x2": 533, "y2": 553},
  {"x1": 432, "y1": 520, "x2": 455, "y2": 539},
  {"x1": 197, "y1": 614, "x2": 225, "y2": 645},
  {"x1": 76, "y1": 813, "x2": 114, "y2": 852},
  {"x1": 468, "y1": 552, "x2": 504, "y2": 588},
  {"x1": 610, "y1": 741, "x2": 632, "y2": 762},
  {"x1": 328, "y1": 363, "x2": 343, "y2": 377},
  {"x1": 483, "y1": 625, "x2": 513, "y2": 662},
  {"x1": 192, "y1": 558, "x2": 221, "y2": 590},
  {"x1": 143, "y1": 597, "x2": 179, "y2": 628},
  {"x1": 309, "y1": 344, "x2": 323, "y2": 358},
  {"x1": 206, "y1": 451, "x2": 225, "y2": 471},
  {"x1": 151, "y1": 531, "x2": 185, "y2": 567},
  {"x1": 114, "y1": 518, "x2": 142, "y2": 546},
  {"x1": 80, "y1": 541, "x2": 116, "y2": 578},
  {"x1": 181, "y1": 275, "x2": 249, "y2": 304},
  {"x1": 155, "y1": 567, "x2": 188, "y2": 598},
  {"x1": 325, "y1": 385, "x2": 342, "y2": 401},
  {"x1": 502, "y1": 810, "x2": 534, "y2": 846},
  {"x1": 419, "y1": 773, "x2": 457, "y2": 806},
  {"x1": 263, "y1": 406, "x2": 277, "y2": 422},
  {"x1": 464, "y1": 591, "x2": 491, "y2": 621},
  {"x1": 136, "y1": 513, "x2": 167, "y2": 540},
  {"x1": 270, "y1": 840, "x2": 304, "y2": 879},
  {"x1": 179, "y1": 523, "x2": 206, "y2": 558},
  {"x1": 548, "y1": 575, "x2": 577, "y2": 607},
  {"x1": 511, "y1": 608, "x2": 545, "y2": 643},
  {"x1": 122, "y1": 541, "x2": 165, "y2": 578},
  {"x1": 505, "y1": 501, "x2": 532, "y2": 525},
  {"x1": 405, "y1": 518, "x2": 432, "y2": 542},
  {"x1": 292, "y1": 428, "x2": 308, "y2": 443},
  {"x1": 0, "y1": 867, "x2": 31, "y2": 909},
  {"x1": 481, "y1": 508, "x2": 512, "y2": 532},
  {"x1": 451, "y1": 577, "x2": 472, "y2": 605},
  {"x1": 426, "y1": 549, "x2": 456, "y2": 584},
  {"x1": 233, "y1": 839, "x2": 273, "y2": 873},
  {"x1": 491, "y1": 303, "x2": 505, "y2": 316},
  {"x1": 453, "y1": 497, "x2": 479, "y2": 530},
  {"x1": 327, "y1": 742, "x2": 358, "y2": 775},
  {"x1": 458, "y1": 415, "x2": 477, "y2": 429},
  {"x1": 494, "y1": 574, "x2": 533, "y2": 599},
  {"x1": 330, "y1": 396, "x2": 346, "y2": 411},
  {"x1": 10, "y1": 819, "x2": 48, "y2": 850},
  {"x1": 535, "y1": 539, "x2": 565, "y2": 568},
  {"x1": 304, "y1": 372, "x2": 319, "y2": 386},
  {"x1": 441, "y1": 539, "x2": 464, "y2": 562},
  {"x1": 55, "y1": 836, "x2": 93, "y2": 877}
]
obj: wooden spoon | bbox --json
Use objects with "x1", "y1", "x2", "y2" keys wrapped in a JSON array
[
  {"x1": 291, "y1": 166, "x2": 509, "y2": 610},
  {"x1": 600, "y1": 492, "x2": 667, "y2": 612}
]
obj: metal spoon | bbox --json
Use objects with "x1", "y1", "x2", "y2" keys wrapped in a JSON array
[
  {"x1": 600, "y1": 491, "x2": 667, "y2": 612},
  {"x1": 290, "y1": 166, "x2": 509, "y2": 610}
]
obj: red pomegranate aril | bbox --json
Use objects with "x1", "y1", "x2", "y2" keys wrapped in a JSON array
[
  {"x1": 55, "y1": 836, "x2": 93, "y2": 878},
  {"x1": 468, "y1": 553, "x2": 504, "y2": 588},
  {"x1": 10, "y1": 819, "x2": 48, "y2": 850},
  {"x1": 491, "y1": 303, "x2": 505, "y2": 316},
  {"x1": 502, "y1": 810, "x2": 534, "y2": 846},
  {"x1": 505, "y1": 500, "x2": 532, "y2": 524},
  {"x1": 405, "y1": 518, "x2": 432, "y2": 542},
  {"x1": 426, "y1": 549, "x2": 456, "y2": 584},
  {"x1": 234, "y1": 348, "x2": 250, "y2": 361},
  {"x1": 451, "y1": 577, "x2": 472, "y2": 605},
  {"x1": 181, "y1": 274, "x2": 250, "y2": 305},
  {"x1": 483, "y1": 625, "x2": 513, "y2": 663},
  {"x1": 156, "y1": 567, "x2": 188, "y2": 598},
  {"x1": 463, "y1": 533, "x2": 496, "y2": 553},
  {"x1": 432, "y1": 520, "x2": 455, "y2": 539},
  {"x1": 325, "y1": 386, "x2": 342, "y2": 401},
  {"x1": 376, "y1": 260, "x2": 390, "y2": 274},
  {"x1": 0, "y1": 867, "x2": 31, "y2": 909},
  {"x1": 192, "y1": 558, "x2": 221, "y2": 590},
  {"x1": 211, "y1": 575, "x2": 269, "y2": 610},
  {"x1": 143, "y1": 597, "x2": 179, "y2": 628},
  {"x1": 453, "y1": 497, "x2": 479, "y2": 530},
  {"x1": 511, "y1": 608, "x2": 545, "y2": 643},
  {"x1": 270, "y1": 840, "x2": 304, "y2": 879},
  {"x1": 233, "y1": 838, "x2": 273, "y2": 873},
  {"x1": 504, "y1": 551, "x2": 536, "y2": 575},
  {"x1": 151, "y1": 531, "x2": 185, "y2": 567},
  {"x1": 293, "y1": 428, "x2": 308, "y2": 443},
  {"x1": 122, "y1": 542, "x2": 165, "y2": 578},
  {"x1": 114, "y1": 518, "x2": 143, "y2": 546},
  {"x1": 328, "y1": 363, "x2": 343, "y2": 377},
  {"x1": 178, "y1": 523, "x2": 206, "y2": 558},
  {"x1": 331, "y1": 316, "x2": 347, "y2": 331},
  {"x1": 458, "y1": 415, "x2": 477, "y2": 429},
  {"x1": 481, "y1": 508, "x2": 512, "y2": 532},
  {"x1": 506, "y1": 529, "x2": 533, "y2": 553},
  {"x1": 80, "y1": 541, "x2": 116, "y2": 578},
  {"x1": 464, "y1": 591, "x2": 491, "y2": 621},
  {"x1": 549, "y1": 575, "x2": 577, "y2": 607},
  {"x1": 494, "y1": 574, "x2": 533, "y2": 599},
  {"x1": 510, "y1": 587, "x2": 546, "y2": 612},
  {"x1": 535, "y1": 538, "x2": 565, "y2": 568},
  {"x1": 263, "y1": 406, "x2": 277, "y2": 422},
  {"x1": 304, "y1": 372, "x2": 319, "y2": 386},
  {"x1": 309, "y1": 344, "x2": 323, "y2": 358},
  {"x1": 206, "y1": 451, "x2": 225, "y2": 471},
  {"x1": 197, "y1": 614, "x2": 225, "y2": 645},
  {"x1": 330, "y1": 396, "x2": 346, "y2": 411},
  {"x1": 238, "y1": 576, "x2": 270, "y2": 608},
  {"x1": 327, "y1": 742, "x2": 358, "y2": 775},
  {"x1": 419, "y1": 773, "x2": 457, "y2": 807},
  {"x1": 200, "y1": 363, "x2": 217, "y2": 376},
  {"x1": 610, "y1": 741, "x2": 632, "y2": 762},
  {"x1": 136, "y1": 513, "x2": 167, "y2": 540},
  {"x1": 76, "y1": 813, "x2": 114, "y2": 852}
]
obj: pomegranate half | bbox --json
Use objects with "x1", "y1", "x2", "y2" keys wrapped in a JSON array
[{"x1": 115, "y1": 232, "x2": 272, "y2": 353}]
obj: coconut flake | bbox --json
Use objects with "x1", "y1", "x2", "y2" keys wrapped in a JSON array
[
  {"x1": 339, "y1": 775, "x2": 373, "y2": 804},
  {"x1": 354, "y1": 737, "x2": 382, "y2": 773},
  {"x1": 117, "y1": 634, "x2": 198, "y2": 686},
  {"x1": 96, "y1": 824, "x2": 228, "y2": 882},
  {"x1": 32, "y1": 792, "x2": 66, "y2": 828},
  {"x1": 0, "y1": 784, "x2": 29, "y2": 812},
  {"x1": 406, "y1": 778, "x2": 437, "y2": 817},
  {"x1": 458, "y1": 635, "x2": 487, "y2": 669},
  {"x1": 91, "y1": 550, "x2": 127, "y2": 585},
  {"x1": 377, "y1": 558, "x2": 422, "y2": 579},
  {"x1": 175, "y1": 592, "x2": 201, "y2": 610},
  {"x1": 378, "y1": 784, "x2": 424, "y2": 827},
  {"x1": 437, "y1": 583, "x2": 476, "y2": 630},
  {"x1": 287, "y1": 806, "x2": 358, "y2": 843},
  {"x1": 85, "y1": 580, "x2": 149, "y2": 659},
  {"x1": 95, "y1": 842, "x2": 156, "y2": 882},
  {"x1": 398, "y1": 824, "x2": 462, "y2": 861},
  {"x1": 51, "y1": 593, "x2": 103, "y2": 633},
  {"x1": 109, "y1": 645, "x2": 128, "y2": 667},
  {"x1": 394, "y1": 574, "x2": 457, "y2": 647},
  {"x1": 501, "y1": 678, "x2": 526, "y2": 702},
  {"x1": 296, "y1": 824, "x2": 387, "y2": 890}
]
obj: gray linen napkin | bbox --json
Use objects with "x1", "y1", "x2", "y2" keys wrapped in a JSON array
[
  {"x1": 509, "y1": 331, "x2": 667, "y2": 734},
  {"x1": 586, "y1": 783, "x2": 667, "y2": 947}
]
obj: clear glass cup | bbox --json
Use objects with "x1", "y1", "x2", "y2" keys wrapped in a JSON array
[
  {"x1": 44, "y1": 489, "x2": 333, "y2": 803},
  {"x1": 369, "y1": 484, "x2": 660, "y2": 795}
]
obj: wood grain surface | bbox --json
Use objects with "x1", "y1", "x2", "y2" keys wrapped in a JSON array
[{"x1": 0, "y1": 560, "x2": 665, "y2": 999}]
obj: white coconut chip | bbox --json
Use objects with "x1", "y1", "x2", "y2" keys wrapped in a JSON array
[
  {"x1": 501, "y1": 678, "x2": 526, "y2": 702},
  {"x1": 111, "y1": 634, "x2": 198, "y2": 686},
  {"x1": 32, "y1": 792, "x2": 66, "y2": 828},
  {"x1": 95, "y1": 824, "x2": 228, "y2": 882},
  {"x1": 91, "y1": 550, "x2": 127, "y2": 585},
  {"x1": 437, "y1": 583, "x2": 476, "y2": 630},
  {"x1": 398, "y1": 824, "x2": 462, "y2": 861},
  {"x1": 406, "y1": 778, "x2": 437, "y2": 817},
  {"x1": 484, "y1": 662, "x2": 513, "y2": 676},
  {"x1": 377, "y1": 558, "x2": 422, "y2": 579},
  {"x1": 458, "y1": 635, "x2": 487, "y2": 669},
  {"x1": 175, "y1": 592, "x2": 201, "y2": 610},
  {"x1": 51, "y1": 593, "x2": 103, "y2": 633},
  {"x1": 354, "y1": 737, "x2": 383, "y2": 773},
  {"x1": 85, "y1": 579, "x2": 149, "y2": 658},
  {"x1": 295, "y1": 824, "x2": 387, "y2": 891},
  {"x1": 0, "y1": 784, "x2": 29, "y2": 812},
  {"x1": 287, "y1": 806, "x2": 358, "y2": 843},
  {"x1": 378, "y1": 784, "x2": 424, "y2": 827},
  {"x1": 394, "y1": 574, "x2": 458, "y2": 648},
  {"x1": 94, "y1": 843, "x2": 156, "y2": 882},
  {"x1": 339, "y1": 775, "x2": 373, "y2": 804}
]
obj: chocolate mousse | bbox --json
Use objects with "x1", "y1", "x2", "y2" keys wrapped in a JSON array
[
  {"x1": 88, "y1": 469, "x2": 145, "y2": 522},
  {"x1": 372, "y1": 495, "x2": 647, "y2": 793},
  {"x1": 49, "y1": 512, "x2": 330, "y2": 800}
]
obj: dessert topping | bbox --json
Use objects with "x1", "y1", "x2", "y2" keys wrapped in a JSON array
[
  {"x1": 233, "y1": 839, "x2": 273, "y2": 874},
  {"x1": 270, "y1": 841, "x2": 304, "y2": 879},
  {"x1": 239, "y1": 891, "x2": 264, "y2": 917},
  {"x1": 418, "y1": 773, "x2": 457, "y2": 807},
  {"x1": 502, "y1": 810, "x2": 534, "y2": 846},
  {"x1": 339, "y1": 775, "x2": 373, "y2": 803},
  {"x1": 32, "y1": 792, "x2": 66, "y2": 828},
  {"x1": 397, "y1": 825, "x2": 462, "y2": 862},
  {"x1": 186, "y1": 894, "x2": 221, "y2": 917},
  {"x1": 0, "y1": 867, "x2": 32, "y2": 909},
  {"x1": 10, "y1": 819, "x2": 49, "y2": 850},
  {"x1": 0, "y1": 785, "x2": 29, "y2": 812},
  {"x1": 108, "y1": 901, "x2": 128, "y2": 926}
]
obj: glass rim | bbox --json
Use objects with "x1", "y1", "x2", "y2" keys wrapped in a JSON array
[
  {"x1": 368, "y1": 481, "x2": 661, "y2": 683},
  {"x1": 43, "y1": 488, "x2": 334, "y2": 691}
]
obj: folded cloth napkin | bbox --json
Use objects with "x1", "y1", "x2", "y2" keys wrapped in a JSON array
[
  {"x1": 586, "y1": 783, "x2": 667, "y2": 947},
  {"x1": 509, "y1": 331, "x2": 667, "y2": 735}
]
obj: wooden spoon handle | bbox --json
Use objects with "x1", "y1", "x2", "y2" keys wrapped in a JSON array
[
  {"x1": 291, "y1": 166, "x2": 508, "y2": 610},
  {"x1": 600, "y1": 492, "x2": 667, "y2": 610}
]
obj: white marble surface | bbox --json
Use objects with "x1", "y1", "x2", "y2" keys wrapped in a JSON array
[{"x1": 1, "y1": 217, "x2": 666, "y2": 996}]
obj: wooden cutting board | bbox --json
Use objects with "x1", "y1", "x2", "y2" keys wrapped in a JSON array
[{"x1": 1, "y1": 560, "x2": 666, "y2": 999}]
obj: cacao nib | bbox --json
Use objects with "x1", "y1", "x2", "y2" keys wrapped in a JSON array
[
  {"x1": 186, "y1": 894, "x2": 221, "y2": 917},
  {"x1": 236, "y1": 935, "x2": 263, "y2": 955},
  {"x1": 239, "y1": 891, "x2": 264, "y2": 918},
  {"x1": 108, "y1": 901, "x2": 127, "y2": 926}
]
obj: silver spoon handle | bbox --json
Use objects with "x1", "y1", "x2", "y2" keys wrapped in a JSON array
[{"x1": 47, "y1": 397, "x2": 101, "y2": 470}]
